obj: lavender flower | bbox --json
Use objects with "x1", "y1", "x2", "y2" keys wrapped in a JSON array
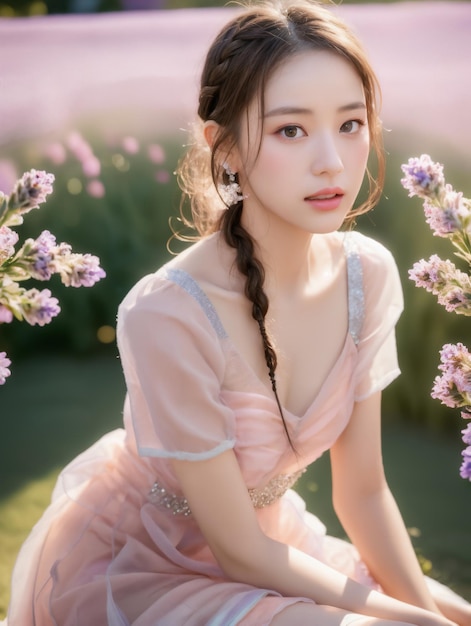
[
  {"x1": 462, "y1": 423, "x2": 471, "y2": 445},
  {"x1": 460, "y1": 447, "x2": 471, "y2": 481},
  {"x1": 408, "y1": 255, "x2": 456, "y2": 294},
  {"x1": 423, "y1": 185, "x2": 470, "y2": 238},
  {"x1": 8, "y1": 169, "x2": 54, "y2": 214},
  {"x1": 0, "y1": 225, "x2": 18, "y2": 263},
  {"x1": 20, "y1": 288, "x2": 61, "y2": 326},
  {"x1": 431, "y1": 343, "x2": 471, "y2": 409},
  {"x1": 408, "y1": 256, "x2": 471, "y2": 316},
  {"x1": 437, "y1": 286, "x2": 471, "y2": 314},
  {"x1": 404, "y1": 154, "x2": 471, "y2": 479},
  {"x1": 10, "y1": 230, "x2": 57, "y2": 281},
  {"x1": 401, "y1": 154, "x2": 445, "y2": 200},
  {"x1": 0, "y1": 351, "x2": 11, "y2": 385},
  {"x1": 0, "y1": 167, "x2": 105, "y2": 385},
  {"x1": 56, "y1": 252, "x2": 106, "y2": 287}
]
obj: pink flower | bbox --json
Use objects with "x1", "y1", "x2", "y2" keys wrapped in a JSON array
[
  {"x1": 82, "y1": 156, "x2": 101, "y2": 178},
  {"x1": 86, "y1": 180, "x2": 105, "y2": 198},
  {"x1": 148, "y1": 143, "x2": 165, "y2": 164},
  {"x1": 0, "y1": 160, "x2": 18, "y2": 194},
  {"x1": 155, "y1": 170, "x2": 170, "y2": 184},
  {"x1": 67, "y1": 131, "x2": 93, "y2": 162},
  {"x1": 122, "y1": 136, "x2": 139, "y2": 154},
  {"x1": 0, "y1": 351, "x2": 11, "y2": 385},
  {"x1": 43, "y1": 142, "x2": 66, "y2": 165}
]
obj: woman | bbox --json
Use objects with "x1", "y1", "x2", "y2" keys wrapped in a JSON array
[{"x1": 6, "y1": 2, "x2": 471, "y2": 624}]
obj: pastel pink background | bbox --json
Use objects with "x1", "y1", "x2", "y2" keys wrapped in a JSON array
[{"x1": 0, "y1": 2, "x2": 470, "y2": 155}]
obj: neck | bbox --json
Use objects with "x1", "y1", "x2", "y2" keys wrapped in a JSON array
[{"x1": 240, "y1": 211, "x2": 316, "y2": 296}]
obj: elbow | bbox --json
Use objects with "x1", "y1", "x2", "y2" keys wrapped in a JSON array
[
  {"x1": 213, "y1": 535, "x2": 278, "y2": 587},
  {"x1": 332, "y1": 479, "x2": 391, "y2": 522}
]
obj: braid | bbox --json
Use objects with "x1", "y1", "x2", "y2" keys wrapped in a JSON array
[{"x1": 221, "y1": 200, "x2": 297, "y2": 452}]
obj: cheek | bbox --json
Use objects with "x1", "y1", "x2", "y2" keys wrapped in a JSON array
[{"x1": 252, "y1": 142, "x2": 296, "y2": 177}]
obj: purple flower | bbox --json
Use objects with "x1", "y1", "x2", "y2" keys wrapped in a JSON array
[
  {"x1": 30, "y1": 230, "x2": 57, "y2": 280},
  {"x1": 431, "y1": 343, "x2": 471, "y2": 408},
  {"x1": 401, "y1": 155, "x2": 445, "y2": 200},
  {"x1": 408, "y1": 255, "x2": 457, "y2": 294},
  {"x1": 459, "y1": 446, "x2": 471, "y2": 480},
  {"x1": 0, "y1": 351, "x2": 11, "y2": 385},
  {"x1": 20, "y1": 288, "x2": 60, "y2": 326},
  {"x1": 15, "y1": 230, "x2": 57, "y2": 281},
  {"x1": 9, "y1": 169, "x2": 55, "y2": 214},
  {"x1": 462, "y1": 423, "x2": 471, "y2": 445},
  {"x1": 57, "y1": 253, "x2": 106, "y2": 288},
  {"x1": 461, "y1": 407, "x2": 471, "y2": 421},
  {"x1": 0, "y1": 304, "x2": 13, "y2": 324},
  {"x1": 437, "y1": 286, "x2": 471, "y2": 314},
  {"x1": 0, "y1": 225, "x2": 19, "y2": 262},
  {"x1": 420, "y1": 184, "x2": 471, "y2": 239}
]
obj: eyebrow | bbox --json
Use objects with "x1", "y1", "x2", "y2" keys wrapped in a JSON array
[{"x1": 264, "y1": 102, "x2": 367, "y2": 118}]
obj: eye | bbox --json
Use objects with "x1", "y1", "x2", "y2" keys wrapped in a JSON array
[
  {"x1": 340, "y1": 119, "x2": 365, "y2": 134},
  {"x1": 278, "y1": 125, "x2": 305, "y2": 139}
]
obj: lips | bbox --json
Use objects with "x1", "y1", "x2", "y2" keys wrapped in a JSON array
[
  {"x1": 305, "y1": 187, "x2": 345, "y2": 211},
  {"x1": 306, "y1": 187, "x2": 345, "y2": 201}
]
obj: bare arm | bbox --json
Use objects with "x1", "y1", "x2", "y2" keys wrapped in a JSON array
[
  {"x1": 330, "y1": 391, "x2": 440, "y2": 613},
  {"x1": 171, "y1": 446, "x2": 455, "y2": 626}
]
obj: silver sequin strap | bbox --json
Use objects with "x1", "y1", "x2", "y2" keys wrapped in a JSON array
[
  {"x1": 149, "y1": 469, "x2": 306, "y2": 516},
  {"x1": 343, "y1": 233, "x2": 364, "y2": 345},
  {"x1": 165, "y1": 268, "x2": 228, "y2": 339}
]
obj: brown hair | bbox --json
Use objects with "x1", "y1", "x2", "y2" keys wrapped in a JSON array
[{"x1": 176, "y1": 0, "x2": 384, "y2": 446}]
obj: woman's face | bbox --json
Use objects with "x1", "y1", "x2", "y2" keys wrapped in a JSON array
[{"x1": 233, "y1": 49, "x2": 370, "y2": 237}]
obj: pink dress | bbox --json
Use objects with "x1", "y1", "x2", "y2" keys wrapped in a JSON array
[{"x1": 7, "y1": 231, "x2": 404, "y2": 625}]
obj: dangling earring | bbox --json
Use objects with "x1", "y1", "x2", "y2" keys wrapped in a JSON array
[{"x1": 218, "y1": 162, "x2": 246, "y2": 207}]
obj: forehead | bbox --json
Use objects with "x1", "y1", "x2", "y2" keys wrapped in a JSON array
[{"x1": 263, "y1": 49, "x2": 365, "y2": 112}]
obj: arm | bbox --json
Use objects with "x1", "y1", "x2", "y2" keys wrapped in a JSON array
[
  {"x1": 171, "y1": 449, "x2": 455, "y2": 625},
  {"x1": 330, "y1": 391, "x2": 440, "y2": 613}
]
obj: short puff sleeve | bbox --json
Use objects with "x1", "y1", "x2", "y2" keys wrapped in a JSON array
[
  {"x1": 117, "y1": 273, "x2": 235, "y2": 461},
  {"x1": 352, "y1": 233, "x2": 404, "y2": 401}
]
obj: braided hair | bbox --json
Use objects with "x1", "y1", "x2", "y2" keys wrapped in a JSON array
[{"x1": 176, "y1": 0, "x2": 384, "y2": 447}]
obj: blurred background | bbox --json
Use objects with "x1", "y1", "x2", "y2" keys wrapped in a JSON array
[{"x1": 1, "y1": 0, "x2": 470, "y2": 618}]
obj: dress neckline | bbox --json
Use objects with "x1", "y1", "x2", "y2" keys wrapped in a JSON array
[{"x1": 162, "y1": 231, "x2": 364, "y2": 421}]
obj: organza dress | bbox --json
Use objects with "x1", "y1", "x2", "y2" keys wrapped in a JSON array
[{"x1": 8, "y1": 231, "x2": 408, "y2": 625}]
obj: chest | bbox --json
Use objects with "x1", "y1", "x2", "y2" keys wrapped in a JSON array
[{"x1": 208, "y1": 271, "x2": 349, "y2": 417}]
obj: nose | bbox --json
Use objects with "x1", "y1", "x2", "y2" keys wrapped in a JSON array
[{"x1": 311, "y1": 131, "x2": 344, "y2": 177}]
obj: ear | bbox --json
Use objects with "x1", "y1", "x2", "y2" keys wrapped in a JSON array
[
  {"x1": 203, "y1": 120, "x2": 220, "y2": 151},
  {"x1": 203, "y1": 120, "x2": 242, "y2": 175}
]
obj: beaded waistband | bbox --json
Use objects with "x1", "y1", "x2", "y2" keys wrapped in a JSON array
[{"x1": 149, "y1": 468, "x2": 306, "y2": 517}]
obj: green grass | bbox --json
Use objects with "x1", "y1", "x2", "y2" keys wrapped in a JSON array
[{"x1": 1, "y1": 353, "x2": 470, "y2": 619}]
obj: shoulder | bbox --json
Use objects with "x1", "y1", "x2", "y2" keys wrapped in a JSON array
[
  {"x1": 117, "y1": 259, "x2": 229, "y2": 353},
  {"x1": 346, "y1": 231, "x2": 403, "y2": 318},
  {"x1": 345, "y1": 230, "x2": 400, "y2": 287},
  {"x1": 346, "y1": 230, "x2": 396, "y2": 267}
]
